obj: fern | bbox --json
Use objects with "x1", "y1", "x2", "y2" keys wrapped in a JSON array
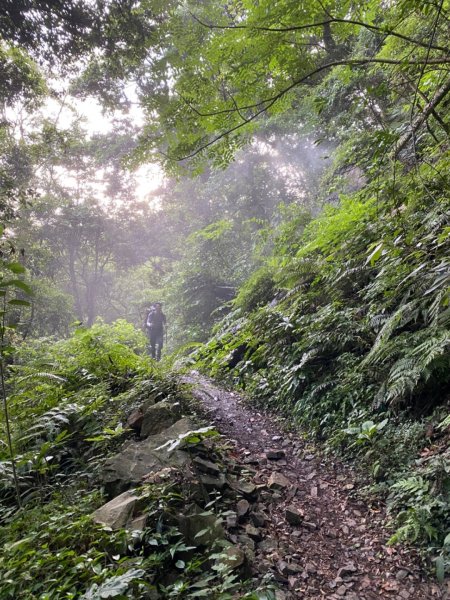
[
  {"x1": 16, "y1": 372, "x2": 67, "y2": 386},
  {"x1": 412, "y1": 332, "x2": 450, "y2": 369},
  {"x1": 363, "y1": 300, "x2": 420, "y2": 367}
]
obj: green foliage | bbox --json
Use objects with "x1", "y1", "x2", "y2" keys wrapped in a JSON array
[
  {"x1": 191, "y1": 150, "x2": 450, "y2": 568},
  {"x1": 0, "y1": 321, "x2": 173, "y2": 510},
  {"x1": 234, "y1": 266, "x2": 277, "y2": 314}
]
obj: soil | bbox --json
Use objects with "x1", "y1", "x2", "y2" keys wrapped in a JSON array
[{"x1": 181, "y1": 371, "x2": 448, "y2": 600}]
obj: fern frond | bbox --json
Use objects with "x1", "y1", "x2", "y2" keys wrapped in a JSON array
[
  {"x1": 412, "y1": 332, "x2": 450, "y2": 371},
  {"x1": 363, "y1": 300, "x2": 419, "y2": 366},
  {"x1": 16, "y1": 372, "x2": 67, "y2": 386}
]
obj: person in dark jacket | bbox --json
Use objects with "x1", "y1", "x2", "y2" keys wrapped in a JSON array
[{"x1": 146, "y1": 302, "x2": 166, "y2": 360}]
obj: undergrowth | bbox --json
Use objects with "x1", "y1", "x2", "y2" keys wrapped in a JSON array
[
  {"x1": 0, "y1": 321, "x2": 276, "y2": 599},
  {"x1": 188, "y1": 154, "x2": 450, "y2": 577}
]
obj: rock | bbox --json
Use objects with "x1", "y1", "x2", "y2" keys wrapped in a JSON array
[
  {"x1": 285, "y1": 506, "x2": 304, "y2": 526},
  {"x1": 257, "y1": 559, "x2": 273, "y2": 574},
  {"x1": 235, "y1": 481, "x2": 257, "y2": 498},
  {"x1": 237, "y1": 534, "x2": 255, "y2": 551},
  {"x1": 130, "y1": 514, "x2": 147, "y2": 531},
  {"x1": 236, "y1": 499, "x2": 250, "y2": 520},
  {"x1": 277, "y1": 560, "x2": 289, "y2": 575},
  {"x1": 305, "y1": 563, "x2": 317, "y2": 574},
  {"x1": 193, "y1": 456, "x2": 221, "y2": 476},
  {"x1": 251, "y1": 511, "x2": 267, "y2": 527},
  {"x1": 226, "y1": 513, "x2": 238, "y2": 529},
  {"x1": 286, "y1": 563, "x2": 302, "y2": 575},
  {"x1": 102, "y1": 418, "x2": 195, "y2": 496},
  {"x1": 140, "y1": 400, "x2": 181, "y2": 438},
  {"x1": 396, "y1": 569, "x2": 409, "y2": 581},
  {"x1": 142, "y1": 466, "x2": 178, "y2": 484},
  {"x1": 303, "y1": 521, "x2": 318, "y2": 531},
  {"x1": 266, "y1": 449, "x2": 286, "y2": 460},
  {"x1": 221, "y1": 544, "x2": 245, "y2": 570},
  {"x1": 337, "y1": 563, "x2": 357, "y2": 579},
  {"x1": 141, "y1": 390, "x2": 162, "y2": 411},
  {"x1": 336, "y1": 585, "x2": 348, "y2": 596},
  {"x1": 258, "y1": 538, "x2": 278, "y2": 553},
  {"x1": 268, "y1": 472, "x2": 290, "y2": 489},
  {"x1": 92, "y1": 490, "x2": 145, "y2": 530},
  {"x1": 199, "y1": 473, "x2": 227, "y2": 491},
  {"x1": 245, "y1": 524, "x2": 262, "y2": 542},
  {"x1": 127, "y1": 408, "x2": 144, "y2": 432},
  {"x1": 176, "y1": 504, "x2": 225, "y2": 546}
]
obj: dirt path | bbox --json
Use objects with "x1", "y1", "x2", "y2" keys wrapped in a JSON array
[{"x1": 181, "y1": 372, "x2": 446, "y2": 600}]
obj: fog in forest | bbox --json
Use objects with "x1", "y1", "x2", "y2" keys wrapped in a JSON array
[{"x1": 1, "y1": 4, "x2": 449, "y2": 596}]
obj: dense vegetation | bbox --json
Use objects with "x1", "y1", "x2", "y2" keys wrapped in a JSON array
[
  {"x1": 0, "y1": 0, "x2": 449, "y2": 595},
  {"x1": 192, "y1": 152, "x2": 449, "y2": 565}
]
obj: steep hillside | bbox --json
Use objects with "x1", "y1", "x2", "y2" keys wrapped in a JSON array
[{"x1": 191, "y1": 153, "x2": 450, "y2": 574}]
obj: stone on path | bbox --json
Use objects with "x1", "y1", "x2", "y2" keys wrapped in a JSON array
[
  {"x1": 266, "y1": 449, "x2": 286, "y2": 460},
  {"x1": 268, "y1": 472, "x2": 290, "y2": 489},
  {"x1": 234, "y1": 481, "x2": 257, "y2": 498},
  {"x1": 285, "y1": 505, "x2": 304, "y2": 526}
]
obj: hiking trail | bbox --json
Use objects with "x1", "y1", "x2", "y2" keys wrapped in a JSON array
[{"x1": 182, "y1": 371, "x2": 446, "y2": 600}]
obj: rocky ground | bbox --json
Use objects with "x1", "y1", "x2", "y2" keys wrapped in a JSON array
[{"x1": 182, "y1": 372, "x2": 448, "y2": 600}]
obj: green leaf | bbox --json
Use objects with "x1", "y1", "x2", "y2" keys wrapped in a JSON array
[
  {"x1": 366, "y1": 242, "x2": 384, "y2": 266},
  {"x1": 5, "y1": 262, "x2": 26, "y2": 274},
  {"x1": 175, "y1": 560, "x2": 185, "y2": 569},
  {"x1": 1, "y1": 279, "x2": 33, "y2": 295},
  {"x1": 194, "y1": 528, "x2": 210, "y2": 539},
  {"x1": 8, "y1": 299, "x2": 31, "y2": 307},
  {"x1": 435, "y1": 556, "x2": 445, "y2": 582}
]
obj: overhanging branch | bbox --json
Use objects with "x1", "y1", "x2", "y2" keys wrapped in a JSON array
[
  {"x1": 190, "y1": 13, "x2": 449, "y2": 54},
  {"x1": 172, "y1": 57, "x2": 450, "y2": 161}
]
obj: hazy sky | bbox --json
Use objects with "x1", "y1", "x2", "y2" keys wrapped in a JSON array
[{"x1": 40, "y1": 92, "x2": 165, "y2": 206}]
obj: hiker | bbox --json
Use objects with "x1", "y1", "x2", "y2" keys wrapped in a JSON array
[{"x1": 146, "y1": 302, "x2": 166, "y2": 361}]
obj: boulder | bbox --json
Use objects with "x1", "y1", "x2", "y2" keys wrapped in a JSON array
[
  {"x1": 140, "y1": 400, "x2": 182, "y2": 438},
  {"x1": 176, "y1": 504, "x2": 225, "y2": 546},
  {"x1": 92, "y1": 490, "x2": 146, "y2": 530},
  {"x1": 127, "y1": 408, "x2": 144, "y2": 432},
  {"x1": 102, "y1": 417, "x2": 195, "y2": 496}
]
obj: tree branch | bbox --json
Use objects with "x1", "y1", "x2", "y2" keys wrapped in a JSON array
[
  {"x1": 395, "y1": 77, "x2": 450, "y2": 156},
  {"x1": 181, "y1": 57, "x2": 450, "y2": 119},
  {"x1": 190, "y1": 13, "x2": 449, "y2": 54},
  {"x1": 172, "y1": 57, "x2": 450, "y2": 161}
]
